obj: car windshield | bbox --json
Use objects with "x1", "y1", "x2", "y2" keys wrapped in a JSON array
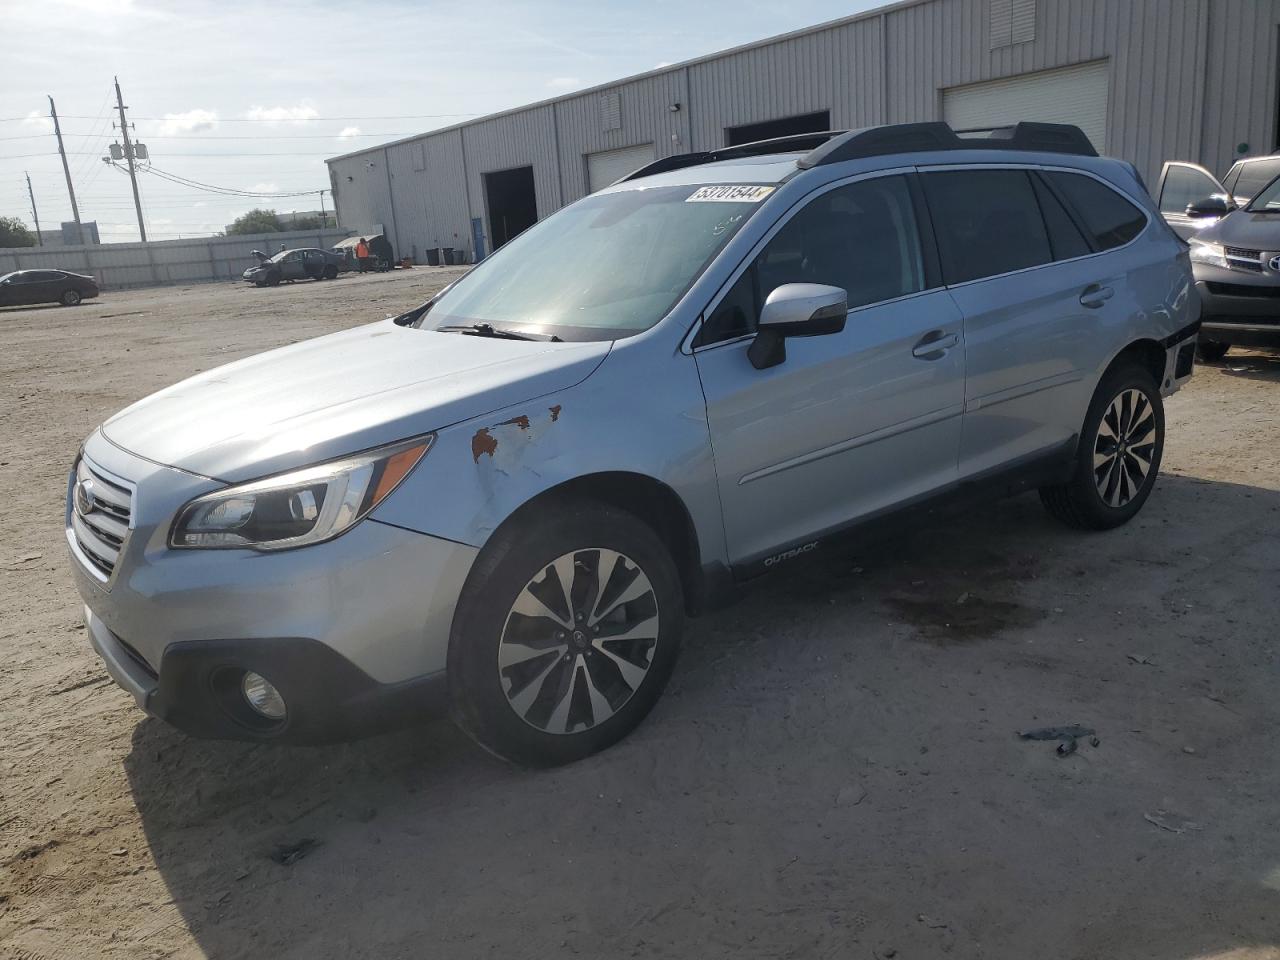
[
  {"x1": 416, "y1": 183, "x2": 771, "y2": 340},
  {"x1": 0, "y1": 272, "x2": 16, "y2": 283},
  {"x1": 1245, "y1": 174, "x2": 1280, "y2": 211},
  {"x1": 268, "y1": 250, "x2": 293, "y2": 263}
]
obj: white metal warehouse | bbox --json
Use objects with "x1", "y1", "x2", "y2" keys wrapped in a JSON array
[{"x1": 326, "y1": 0, "x2": 1280, "y2": 264}]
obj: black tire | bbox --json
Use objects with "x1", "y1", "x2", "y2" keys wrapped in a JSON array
[
  {"x1": 1039, "y1": 362, "x2": 1165, "y2": 530},
  {"x1": 322, "y1": 264, "x2": 338, "y2": 280},
  {"x1": 60, "y1": 289, "x2": 81, "y2": 306},
  {"x1": 1197, "y1": 340, "x2": 1229, "y2": 363},
  {"x1": 448, "y1": 500, "x2": 684, "y2": 767},
  {"x1": 265, "y1": 271, "x2": 281, "y2": 287}
]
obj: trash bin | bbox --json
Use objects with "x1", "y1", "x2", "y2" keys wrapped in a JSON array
[
  {"x1": 440, "y1": 247, "x2": 454, "y2": 266},
  {"x1": 425, "y1": 248, "x2": 441, "y2": 266},
  {"x1": 451, "y1": 249, "x2": 467, "y2": 265}
]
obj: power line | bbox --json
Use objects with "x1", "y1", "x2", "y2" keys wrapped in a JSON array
[{"x1": 141, "y1": 165, "x2": 324, "y2": 198}]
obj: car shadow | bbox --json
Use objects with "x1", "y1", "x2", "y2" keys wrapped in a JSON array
[
  {"x1": 1210, "y1": 349, "x2": 1280, "y2": 383},
  {"x1": 124, "y1": 473, "x2": 1280, "y2": 959}
]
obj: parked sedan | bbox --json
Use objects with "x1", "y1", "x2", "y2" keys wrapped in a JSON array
[
  {"x1": 0, "y1": 269, "x2": 99, "y2": 307},
  {"x1": 242, "y1": 248, "x2": 344, "y2": 287}
]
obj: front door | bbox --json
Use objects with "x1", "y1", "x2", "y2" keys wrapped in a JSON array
[
  {"x1": 1156, "y1": 161, "x2": 1228, "y2": 239},
  {"x1": 694, "y1": 173, "x2": 965, "y2": 568}
]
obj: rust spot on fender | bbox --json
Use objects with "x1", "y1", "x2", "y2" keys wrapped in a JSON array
[
  {"x1": 549, "y1": 404, "x2": 561, "y2": 422},
  {"x1": 471, "y1": 427, "x2": 498, "y2": 462},
  {"x1": 499, "y1": 414, "x2": 531, "y2": 430}
]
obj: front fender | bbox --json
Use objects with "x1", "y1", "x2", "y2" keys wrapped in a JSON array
[{"x1": 370, "y1": 339, "x2": 727, "y2": 572}]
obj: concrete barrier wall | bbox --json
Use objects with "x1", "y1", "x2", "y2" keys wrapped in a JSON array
[{"x1": 0, "y1": 228, "x2": 350, "y2": 290}]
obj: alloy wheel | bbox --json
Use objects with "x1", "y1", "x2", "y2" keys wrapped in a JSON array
[
  {"x1": 1093, "y1": 388, "x2": 1158, "y2": 508},
  {"x1": 498, "y1": 548, "x2": 659, "y2": 735}
]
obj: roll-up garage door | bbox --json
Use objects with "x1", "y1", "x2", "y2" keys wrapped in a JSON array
[
  {"x1": 586, "y1": 143, "x2": 656, "y2": 192},
  {"x1": 943, "y1": 59, "x2": 1109, "y2": 154}
]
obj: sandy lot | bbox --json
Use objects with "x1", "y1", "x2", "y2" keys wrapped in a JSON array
[{"x1": 2, "y1": 271, "x2": 1279, "y2": 960}]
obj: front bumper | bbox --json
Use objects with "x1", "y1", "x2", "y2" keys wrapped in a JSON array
[
  {"x1": 84, "y1": 606, "x2": 448, "y2": 742},
  {"x1": 68, "y1": 434, "x2": 477, "y2": 742},
  {"x1": 1194, "y1": 276, "x2": 1280, "y2": 346}
]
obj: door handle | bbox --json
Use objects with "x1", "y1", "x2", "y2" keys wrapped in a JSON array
[
  {"x1": 1079, "y1": 283, "x2": 1114, "y2": 308},
  {"x1": 912, "y1": 330, "x2": 959, "y2": 359}
]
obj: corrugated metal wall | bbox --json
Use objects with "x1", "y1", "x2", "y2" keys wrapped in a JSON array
[{"x1": 329, "y1": 0, "x2": 1280, "y2": 261}]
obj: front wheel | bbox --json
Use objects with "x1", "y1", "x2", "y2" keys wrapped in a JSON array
[
  {"x1": 265, "y1": 271, "x2": 281, "y2": 287},
  {"x1": 448, "y1": 502, "x2": 683, "y2": 767},
  {"x1": 1040, "y1": 363, "x2": 1165, "y2": 530},
  {"x1": 60, "y1": 289, "x2": 81, "y2": 306}
]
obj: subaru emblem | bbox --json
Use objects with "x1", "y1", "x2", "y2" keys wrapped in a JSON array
[{"x1": 74, "y1": 477, "x2": 96, "y2": 516}]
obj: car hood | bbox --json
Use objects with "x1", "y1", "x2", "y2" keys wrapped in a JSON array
[
  {"x1": 101, "y1": 319, "x2": 610, "y2": 482},
  {"x1": 1196, "y1": 211, "x2": 1280, "y2": 249}
]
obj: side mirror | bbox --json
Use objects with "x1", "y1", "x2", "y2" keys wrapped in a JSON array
[
  {"x1": 1185, "y1": 195, "x2": 1232, "y2": 218},
  {"x1": 748, "y1": 283, "x2": 848, "y2": 370}
]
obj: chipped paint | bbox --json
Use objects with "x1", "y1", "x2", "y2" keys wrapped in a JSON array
[
  {"x1": 549, "y1": 404, "x2": 561, "y2": 422},
  {"x1": 471, "y1": 427, "x2": 498, "y2": 463},
  {"x1": 499, "y1": 414, "x2": 531, "y2": 430}
]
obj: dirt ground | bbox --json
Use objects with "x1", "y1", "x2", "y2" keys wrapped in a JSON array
[{"x1": 2, "y1": 270, "x2": 1279, "y2": 960}]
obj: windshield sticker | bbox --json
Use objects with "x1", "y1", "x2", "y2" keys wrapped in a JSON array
[{"x1": 686, "y1": 185, "x2": 775, "y2": 203}]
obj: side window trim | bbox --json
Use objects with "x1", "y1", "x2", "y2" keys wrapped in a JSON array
[
  {"x1": 686, "y1": 166, "x2": 927, "y2": 353},
  {"x1": 905, "y1": 171, "x2": 945, "y2": 290}
]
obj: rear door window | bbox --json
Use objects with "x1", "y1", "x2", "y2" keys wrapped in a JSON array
[
  {"x1": 1047, "y1": 171, "x2": 1147, "y2": 249},
  {"x1": 698, "y1": 174, "x2": 927, "y2": 345},
  {"x1": 922, "y1": 169, "x2": 1052, "y2": 284}
]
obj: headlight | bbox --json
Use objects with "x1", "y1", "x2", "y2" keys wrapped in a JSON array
[
  {"x1": 170, "y1": 436, "x2": 432, "y2": 550},
  {"x1": 1188, "y1": 241, "x2": 1228, "y2": 269}
]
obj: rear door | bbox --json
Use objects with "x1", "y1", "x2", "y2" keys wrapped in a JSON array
[
  {"x1": 1156, "y1": 162, "x2": 1227, "y2": 239},
  {"x1": 694, "y1": 172, "x2": 966, "y2": 567}
]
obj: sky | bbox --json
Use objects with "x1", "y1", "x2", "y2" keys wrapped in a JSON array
[{"x1": 2, "y1": 0, "x2": 884, "y2": 243}]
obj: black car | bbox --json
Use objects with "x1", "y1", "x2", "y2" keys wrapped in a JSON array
[
  {"x1": 0, "y1": 269, "x2": 100, "y2": 307},
  {"x1": 1155, "y1": 163, "x2": 1280, "y2": 361}
]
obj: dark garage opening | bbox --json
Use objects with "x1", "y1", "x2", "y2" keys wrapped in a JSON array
[
  {"x1": 484, "y1": 166, "x2": 538, "y2": 251},
  {"x1": 726, "y1": 110, "x2": 832, "y2": 146}
]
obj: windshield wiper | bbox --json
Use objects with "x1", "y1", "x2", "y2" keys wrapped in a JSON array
[{"x1": 436, "y1": 323, "x2": 562, "y2": 342}]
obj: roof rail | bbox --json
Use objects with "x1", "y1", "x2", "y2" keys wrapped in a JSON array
[
  {"x1": 618, "y1": 121, "x2": 1096, "y2": 185},
  {"x1": 797, "y1": 121, "x2": 1096, "y2": 169},
  {"x1": 617, "y1": 130, "x2": 842, "y2": 183}
]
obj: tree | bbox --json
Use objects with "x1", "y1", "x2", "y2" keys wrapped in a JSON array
[
  {"x1": 290, "y1": 215, "x2": 322, "y2": 231},
  {"x1": 0, "y1": 216, "x2": 36, "y2": 248},
  {"x1": 227, "y1": 209, "x2": 283, "y2": 235}
]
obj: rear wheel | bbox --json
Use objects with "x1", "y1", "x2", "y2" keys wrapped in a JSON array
[
  {"x1": 1039, "y1": 363, "x2": 1165, "y2": 530},
  {"x1": 448, "y1": 501, "x2": 683, "y2": 766},
  {"x1": 1196, "y1": 340, "x2": 1229, "y2": 363},
  {"x1": 322, "y1": 264, "x2": 338, "y2": 280},
  {"x1": 60, "y1": 289, "x2": 81, "y2": 306}
]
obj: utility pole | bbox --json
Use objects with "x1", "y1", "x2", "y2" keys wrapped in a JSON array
[
  {"x1": 48, "y1": 96, "x2": 83, "y2": 244},
  {"x1": 113, "y1": 76, "x2": 147, "y2": 242},
  {"x1": 319, "y1": 189, "x2": 328, "y2": 228},
  {"x1": 25, "y1": 172, "x2": 44, "y2": 245}
]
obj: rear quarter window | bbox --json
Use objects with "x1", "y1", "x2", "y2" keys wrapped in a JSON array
[{"x1": 1046, "y1": 171, "x2": 1147, "y2": 250}]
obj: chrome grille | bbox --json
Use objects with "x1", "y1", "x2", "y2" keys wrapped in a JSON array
[
  {"x1": 69, "y1": 458, "x2": 134, "y2": 580},
  {"x1": 1224, "y1": 246, "x2": 1264, "y2": 273}
]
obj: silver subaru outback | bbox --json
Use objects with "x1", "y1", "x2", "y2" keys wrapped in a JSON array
[{"x1": 67, "y1": 122, "x2": 1199, "y2": 766}]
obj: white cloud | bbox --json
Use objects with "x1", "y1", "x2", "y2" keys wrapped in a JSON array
[
  {"x1": 337, "y1": 126, "x2": 361, "y2": 140},
  {"x1": 546, "y1": 77, "x2": 582, "y2": 90},
  {"x1": 245, "y1": 104, "x2": 319, "y2": 124},
  {"x1": 21, "y1": 111, "x2": 53, "y2": 133},
  {"x1": 248, "y1": 182, "x2": 279, "y2": 193},
  {"x1": 158, "y1": 108, "x2": 218, "y2": 135},
  {"x1": 654, "y1": 61, "x2": 672, "y2": 69}
]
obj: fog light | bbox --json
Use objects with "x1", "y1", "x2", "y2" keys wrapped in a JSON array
[{"x1": 241, "y1": 671, "x2": 287, "y2": 720}]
